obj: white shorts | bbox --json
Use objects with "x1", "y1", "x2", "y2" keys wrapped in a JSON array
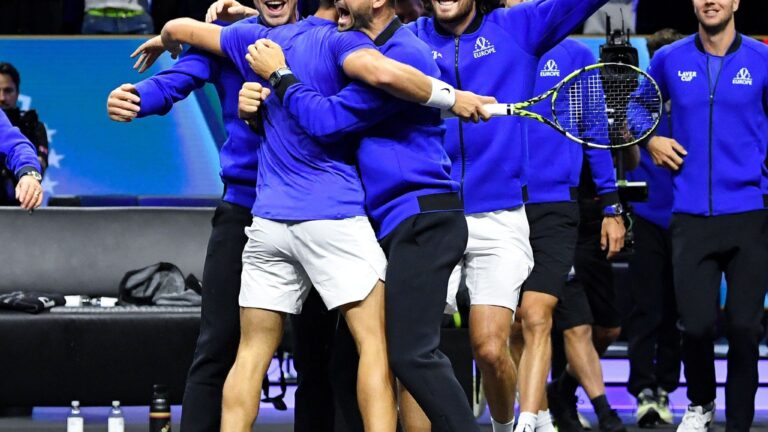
[
  {"x1": 445, "y1": 207, "x2": 534, "y2": 313},
  {"x1": 240, "y1": 216, "x2": 387, "y2": 314}
]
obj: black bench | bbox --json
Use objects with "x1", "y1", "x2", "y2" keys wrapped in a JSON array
[{"x1": 0, "y1": 207, "x2": 213, "y2": 407}]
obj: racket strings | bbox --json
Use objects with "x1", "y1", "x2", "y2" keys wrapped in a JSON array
[{"x1": 554, "y1": 67, "x2": 662, "y2": 148}]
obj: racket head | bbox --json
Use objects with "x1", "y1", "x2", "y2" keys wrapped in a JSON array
[{"x1": 551, "y1": 62, "x2": 663, "y2": 149}]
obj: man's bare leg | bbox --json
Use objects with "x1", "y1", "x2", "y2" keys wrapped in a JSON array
[
  {"x1": 563, "y1": 324, "x2": 605, "y2": 399},
  {"x1": 221, "y1": 308, "x2": 285, "y2": 432},
  {"x1": 516, "y1": 291, "x2": 558, "y2": 430},
  {"x1": 398, "y1": 381, "x2": 431, "y2": 432},
  {"x1": 340, "y1": 280, "x2": 398, "y2": 432},
  {"x1": 592, "y1": 325, "x2": 622, "y2": 356},
  {"x1": 511, "y1": 313, "x2": 556, "y2": 431},
  {"x1": 470, "y1": 305, "x2": 517, "y2": 427}
]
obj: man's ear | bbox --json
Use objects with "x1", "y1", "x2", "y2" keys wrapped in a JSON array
[{"x1": 372, "y1": 0, "x2": 389, "y2": 12}]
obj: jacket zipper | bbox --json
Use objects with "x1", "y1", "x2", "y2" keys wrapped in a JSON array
[
  {"x1": 454, "y1": 36, "x2": 466, "y2": 200},
  {"x1": 705, "y1": 55, "x2": 724, "y2": 216}
]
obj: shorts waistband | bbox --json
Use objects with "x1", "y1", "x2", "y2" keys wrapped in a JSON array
[{"x1": 417, "y1": 192, "x2": 463, "y2": 213}]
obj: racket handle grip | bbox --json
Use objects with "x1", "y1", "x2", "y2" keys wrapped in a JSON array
[{"x1": 440, "y1": 103, "x2": 514, "y2": 119}]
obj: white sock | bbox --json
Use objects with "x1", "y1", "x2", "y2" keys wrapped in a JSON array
[
  {"x1": 513, "y1": 411, "x2": 538, "y2": 432},
  {"x1": 535, "y1": 410, "x2": 556, "y2": 432},
  {"x1": 491, "y1": 416, "x2": 515, "y2": 432}
]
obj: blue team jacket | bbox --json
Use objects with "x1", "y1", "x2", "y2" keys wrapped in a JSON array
[
  {"x1": 0, "y1": 110, "x2": 41, "y2": 176},
  {"x1": 280, "y1": 18, "x2": 459, "y2": 238},
  {"x1": 134, "y1": 18, "x2": 261, "y2": 209},
  {"x1": 407, "y1": 0, "x2": 610, "y2": 215},
  {"x1": 646, "y1": 34, "x2": 768, "y2": 216},
  {"x1": 626, "y1": 104, "x2": 673, "y2": 228},
  {"x1": 527, "y1": 38, "x2": 618, "y2": 206}
]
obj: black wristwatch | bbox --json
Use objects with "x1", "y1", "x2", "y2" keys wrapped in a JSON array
[
  {"x1": 269, "y1": 67, "x2": 293, "y2": 88},
  {"x1": 603, "y1": 203, "x2": 624, "y2": 217}
]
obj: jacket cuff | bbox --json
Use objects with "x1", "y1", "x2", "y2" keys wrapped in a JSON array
[
  {"x1": 15, "y1": 165, "x2": 41, "y2": 180},
  {"x1": 275, "y1": 74, "x2": 300, "y2": 103},
  {"x1": 134, "y1": 80, "x2": 167, "y2": 118},
  {"x1": 598, "y1": 191, "x2": 620, "y2": 207}
]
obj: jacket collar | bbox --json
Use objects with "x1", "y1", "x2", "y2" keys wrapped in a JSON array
[
  {"x1": 374, "y1": 16, "x2": 402, "y2": 47},
  {"x1": 694, "y1": 32, "x2": 742, "y2": 56},
  {"x1": 434, "y1": 10, "x2": 483, "y2": 36}
]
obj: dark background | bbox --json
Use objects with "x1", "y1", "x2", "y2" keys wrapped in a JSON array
[{"x1": 0, "y1": 0, "x2": 765, "y2": 35}]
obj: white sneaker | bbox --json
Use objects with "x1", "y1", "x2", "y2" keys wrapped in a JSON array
[
  {"x1": 676, "y1": 403, "x2": 715, "y2": 432},
  {"x1": 473, "y1": 377, "x2": 487, "y2": 418},
  {"x1": 578, "y1": 411, "x2": 592, "y2": 430}
]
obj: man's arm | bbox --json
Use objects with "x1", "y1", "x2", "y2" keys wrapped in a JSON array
[
  {"x1": 131, "y1": 18, "x2": 227, "y2": 73},
  {"x1": 504, "y1": 0, "x2": 610, "y2": 56},
  {"x1": 205, "y1": 0, "x2": 259, "y2": 23},
  {"x1": 109, "y1": 49, "x2": 219, "y2": 122},
  {"x1": 246, "y1": 39, "x2": 495, "y2": 121},
  {"x1": 0, "y1": 111, "x2": 43, "y2": 209}
]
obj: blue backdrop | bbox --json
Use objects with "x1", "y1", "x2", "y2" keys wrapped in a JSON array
[{"x1": 0, "y1": 37, "x2": 224, "y2": 200}]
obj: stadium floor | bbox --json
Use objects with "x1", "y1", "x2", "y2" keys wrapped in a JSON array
[{"x1": 2, "y1": 404, "x2": 768, "y2": 431}]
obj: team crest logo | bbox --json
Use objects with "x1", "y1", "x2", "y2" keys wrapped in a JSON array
[
  {"x1": 732, "y1": 68, "x2": 753, "y2": 85},
  {"x1": 677, "y1": 70, "x2": 697, "y2": 82},
  {"x1": 432, "y1": 50, "x2": 443, "y2": 60},
  {"x1": 473, "y1": 37, "x2": 496, "y2": 59},
  {"x1": 540, "y1": 59, "x2": 560, "y2": 77}
]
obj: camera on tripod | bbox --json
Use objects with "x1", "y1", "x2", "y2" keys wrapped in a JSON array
[{"x1": 598, "y1": 14, "x2": 648, "y2": 260}]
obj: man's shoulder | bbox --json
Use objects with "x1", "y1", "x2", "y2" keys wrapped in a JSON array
[
  {"x1": 385, "y1": 27, "x2": 434, "y2": 62},
  {"x1": 655, "y1": 35, "x2": 696, "y2": 61},
  {"x1": 740, "y1": 34, "x2": 768, "y2": 58},
  {"x1": 409, "y1": 16, "x2": 435, "y2": 37}
]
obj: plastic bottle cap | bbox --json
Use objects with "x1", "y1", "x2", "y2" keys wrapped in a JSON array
[
  {"x1": 112, "y1": 401, "x2": 120, "y2": 407},
  {"x1": 71, "y1": 401, "x2": 80, "y2": 407}
]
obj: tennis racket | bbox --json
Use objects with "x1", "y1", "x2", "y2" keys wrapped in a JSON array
[{"x1": 449, "y1": 62, "x2": 663, "y2": 149}]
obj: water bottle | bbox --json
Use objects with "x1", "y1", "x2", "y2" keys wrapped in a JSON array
[
  {"x1": 149, "y1": 385, "x2": 171, "y2": 432},
  {"x1": 108, "y1": 400, "x2": 124, "y2": 432},
  {"x1": 66, "y1": 400, "x2": 84, "y2": 432}
]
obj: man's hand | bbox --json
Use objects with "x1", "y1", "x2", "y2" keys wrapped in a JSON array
[
  {"x1": 238, "y1": 82, "x2": 271, "y2": 120},
  {"x1": 601, "y1": 216, "x2": 625, "y2": 259},
  {"x1": 452, "y1": 91, "x2": 496, "y2": 123},
  {"x1": 246, "y1": 39, "x2": 287, "y2": 80},
  {"x1": 205, "y1": 0, "x2": 259, "y2": 23},
  {"x1": 647, "y1": 136, "x2": 687, "y2": 171},
  {"x1": 16, "y1": 175, "x2": 43, "y2": 210},
  {"x1": 130, "y1": 35, "x2": 182, "y2": 73},
  {"x1": 107, "y1": 84, "x2": 141, "y2": 122}
]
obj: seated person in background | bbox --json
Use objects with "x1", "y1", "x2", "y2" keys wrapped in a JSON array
[
  {"x1": 583, "y1": 0, "x2": 637, "y2": 34},
  {"x1": 0, "y1": 62, "x2": 48, "y2": 206},
  {"x1": 82, "y1": 0, "x2": 153, "y2": 34},
  {"x1": 0, "y1": 109, "x2": 44, "y2": 210}
]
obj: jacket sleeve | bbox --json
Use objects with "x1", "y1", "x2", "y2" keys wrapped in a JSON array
[
  {"x1": 134, "y1": 48, "x2": 220, "y2": 118},
  {"x1": 0, "y1": 111, "x2": 42, "y2": 177},
  {"x1": 498, "y1": 0, "x2": 610, "y2": 57},
  {"x1": 280, "y1": 79, "x2": 405, "y2": 143}
]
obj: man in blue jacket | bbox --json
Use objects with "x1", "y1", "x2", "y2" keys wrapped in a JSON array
[
  {"x1": 106, "y1": 1, "x2": 297, "y2": 431},
  {"x1": 520, "y1": 36, "x2": 627, "y2": 432},
  {"x1": 407, "y1": 0, "x2": 613, "y2": 430},
  {"x1": 0, "y1": 109, "x2": 43, "y2": 210},
  {"x1": 624, "y1": 28, "x2": 684, "y2": 429},
  {"x1": 639, "y1": 0, "x2": 768, "y2": 430}
]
